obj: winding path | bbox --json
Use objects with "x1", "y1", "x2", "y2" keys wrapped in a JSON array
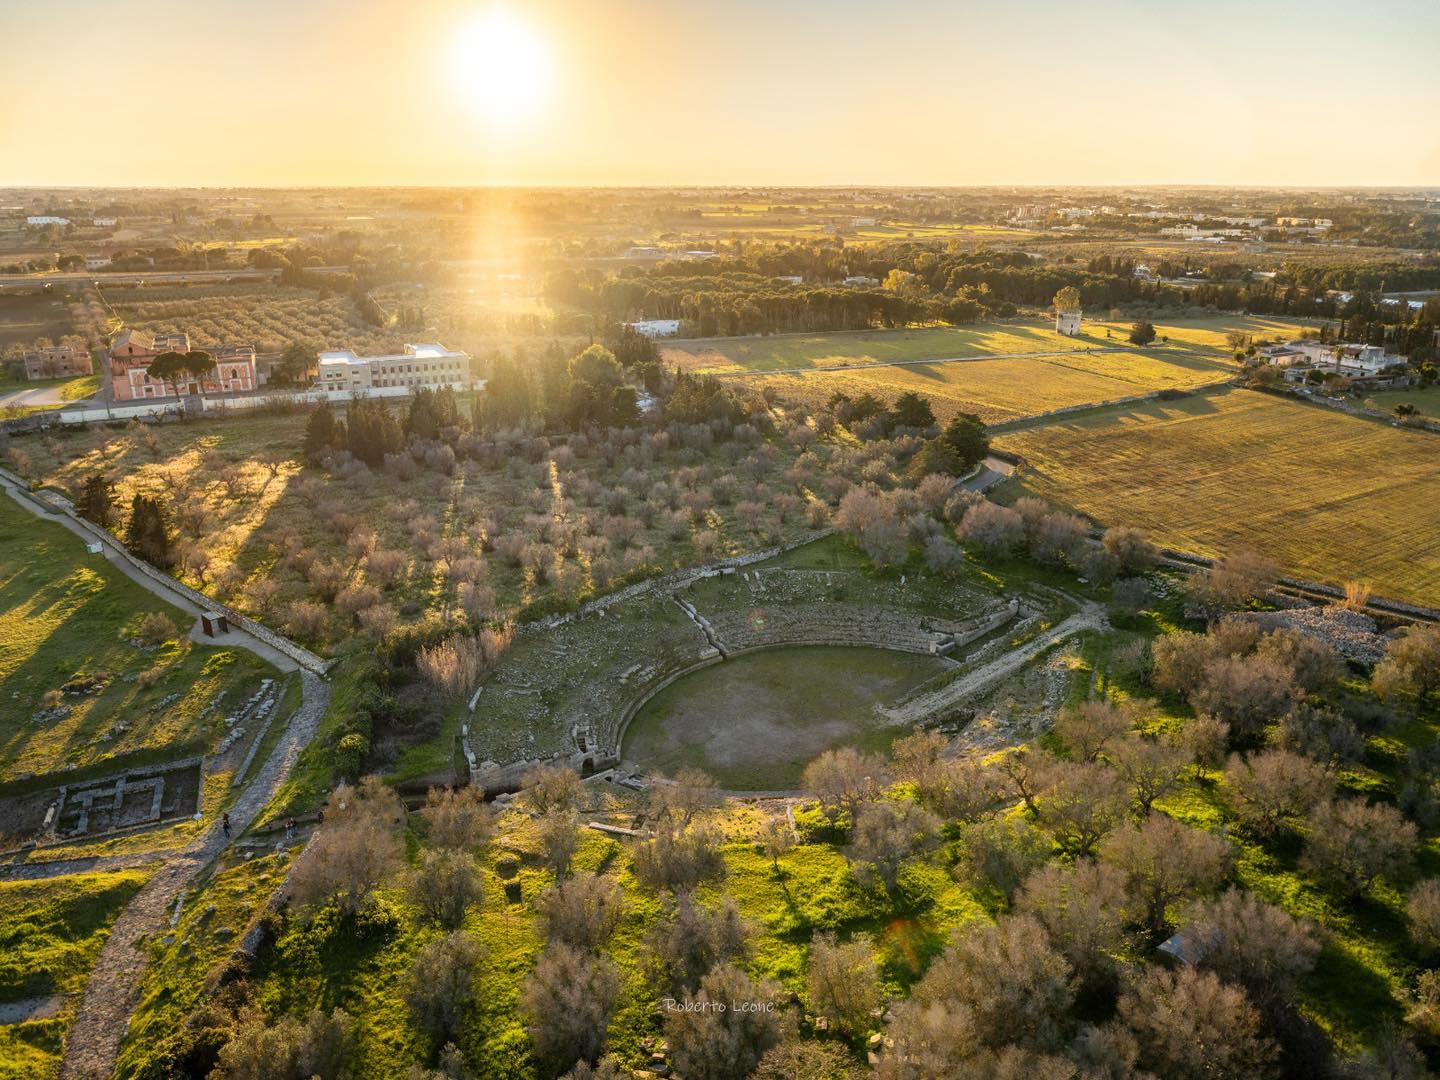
[
  {"x1": 0, "y1": 462, "x2": 331, "y2": 1077},
  {"x1": 881, "y1": 602, "x2": 1108, "y2": 726},
  {"x1": 57, "y1": 672, "x2": 329, "y2": 1080}
]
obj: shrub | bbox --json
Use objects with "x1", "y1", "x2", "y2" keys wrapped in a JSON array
[{"x1": 136, "y1": 611, "x2": 180, "y2": 645}]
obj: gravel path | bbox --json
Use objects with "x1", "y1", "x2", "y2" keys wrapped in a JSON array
[
  {"x1": 881, "y1": 602, "x2": 1108, "y2": 726},
  {"x1": 58, "y1": 672, "x2": 330, "y2": 1080}
]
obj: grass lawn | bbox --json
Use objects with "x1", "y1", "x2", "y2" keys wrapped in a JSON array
[
  {"x1": 0, "y1": 495, "x2": 274, "y2": 782},
  {"x1": 623, "y1": 645, "x2": 953, "y2": 789},
  {"x1": 751, "y1": 349, "x2": 1232, "y2": 425},
  {"x1": 1365, "y1": 384, "x2": 1440, "y2": 421},
  {"x1": 0, "y1": 868, "x2": 151, "y2": 1080},
  {"x1": 994, "y1": 387, "x2": 1440, "y2": 606}
]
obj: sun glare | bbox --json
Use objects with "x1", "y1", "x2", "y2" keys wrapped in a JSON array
[{"x1": 453, "y1": 8, "x2": 552, "y2": 127}]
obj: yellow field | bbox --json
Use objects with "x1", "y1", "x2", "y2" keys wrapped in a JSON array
[
  {"x1": 995, "y1": 388, "x2": 1440, "y2": 606},
  {"x1": 664, "y1": 314, "x2": 1321, "y2": 375},
  {"x1": 752, "y1": 350, "x2": 1232, "y2": 425}
]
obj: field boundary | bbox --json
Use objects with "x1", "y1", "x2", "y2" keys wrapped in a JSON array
[{"x1": 0, "y1": 463, "x2": 331, "y2": 675}]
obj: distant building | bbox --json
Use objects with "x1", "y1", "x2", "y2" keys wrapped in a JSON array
[
  {"x1": 1056, "y1": 310, "x2": 1082, "y2": 336},
  {"x1": 627, "y1": 319, "x2": 681, "y2": 338},
  {"x1": 26, "y1": 215, "x2": 69, "y2": 226},
  {"x1": 851, "y1": 217, "x2": 878, "y2": 227},
  {"x1": 843, "y1": 275, "x2": 880, "y2": 287},
  {"x1": 778, "y1": 275, "x2": 804, "y2": 285},
  {"x1": 22, "y1": 344, "x2": 92, "y2": 380},
  {"x1": 109, "y1": 329, "x2": 257, "y2": 400},
  {"x1": 84, "y1": 254, "x2": 111, "y2": 270},
  {"x1": 1262, "y1": 339, "x2": 1411, "y2": 387},
  {"x1": 317, "y1": 342, "x2": 469, "y2": 394},
  {"x1": 624, "y1": 246, "x2": 663, "y2": 259},
  {"x1": 93, "y1": 217, "x2": 118, "y2": 227}
]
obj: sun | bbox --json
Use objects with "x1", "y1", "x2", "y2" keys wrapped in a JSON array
[{"x1": 453, "y1": 8, "x2": 551, "y2": 127}]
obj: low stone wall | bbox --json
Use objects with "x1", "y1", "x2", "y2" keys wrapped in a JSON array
[
  {"x1": 0, "y1": 464, "x2": 331, "y2": 675},
  {"x1": 986, "y1": 379, "x2": 1233, "y2": 433}
]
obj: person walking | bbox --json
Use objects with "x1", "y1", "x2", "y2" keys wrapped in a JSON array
[
  {"x1": 285, "y1": 817, "x2": 295, "y2": 841},
  {"x1": 221, "y1": 812, "x2": 231, "y2": 838}
]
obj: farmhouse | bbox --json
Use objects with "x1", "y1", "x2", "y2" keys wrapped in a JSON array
[
  {"x1": 627, "y1": 319, "x2": 681, "y2": 338},
  {"x1": 1261, "y1": 339, "x2": 1411, "y2": 388},
  {"x1": 26, "y1": 215, "x2": 70, "y2": 226},
  {"x1": 316, "y1": 342, "x2": 470, "y2": 394},
  {"x1": 20, "y1": 344, "x2": 93, "y2": 380},
  {"x1": 109, "y1": 329, "x2": 258, "y2": 400},
  {"x1": 85, "y1": 254, "x2": 112, "y2": 270}
]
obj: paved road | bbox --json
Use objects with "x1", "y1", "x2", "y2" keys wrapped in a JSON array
[
  {"x1": 0, "y1": 269, "x2": 279, "y2": 289},
  {"x1": 961, "y1": 455, "x2": 1017, "y2": 494},
  {"x1": 0, "y1": 384, "x2": 68, "y2": 408}
]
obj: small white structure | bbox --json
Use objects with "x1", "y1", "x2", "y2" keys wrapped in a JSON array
[
  {"x1": 317, "y1": 342, "x2": 469, "y2": 394},
  {"x1": 93, "y1": 217, "x2": 118, "y2": 227},
  {"x1": 1056, "y1": 310, "x2": 1082, "y2": 336},
  {"x1": 843, "y1": 275, "x2": 880, "y2": 287},
  {"x1": 628, "y1": 319, "x2": 681, "y2": 338},
  {"x1": 85, "y1": 254, "x2": 112, "y2": 270},
  {"x1": 26, "y1": 215, "x2": 69, "y2": 226}
]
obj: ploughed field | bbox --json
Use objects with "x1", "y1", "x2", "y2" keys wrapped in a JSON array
[
  {"x1": 995, "y1": 387, "x2": 1440, "y2": 606},
  {"x1": 621, "y1": 645, "x2": 953, "y2": 789}
]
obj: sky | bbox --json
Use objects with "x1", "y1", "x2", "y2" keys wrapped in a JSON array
[{"x1": 2, "y1": 0, "x2": 1437, "y2": 187}]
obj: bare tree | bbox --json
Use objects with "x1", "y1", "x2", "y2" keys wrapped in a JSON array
[
  {"x1": 632, "y1": 826, "x2": 726, "y2": 893},
  {"x1": 1183, "y1": 890, "x2": 1322, "y2": 1009},
  {"x1": 288, "y1": 779, "x2": 404, "y2": 917},
  {"x1": 405, "y1": 932, "x2": 484, "y2": 1045},
  {"x1": 807, "y1": 932, "x2": 883, "y2": 1035},
  {"x1": 1302, "y1": 798, "x2": 1416, "y2": 895},
  {"x1": 954, "y1": 814, "x2": 1051, "y2": 900},
  {"x1": 847, "y1": 799, "x2": 939, "y2": 891},
  {"x1": 1407, "y1": 879, "x2": 1440, "y2": 954},
  {"x1": 1035, "y1": 760, "x2": 1129, "y2": 857},
  {"x1": 649, "y1": 767, "x2": 719, "y2": 833},
  {"x1": 521, "y1": 943, "x2": 621, "y2": 1075},
  {"x1": 1116, "y1": 967, "x2": 1277, "y2": 1080},
  {"x1": 1256, "y1": 629, "x2": 1346, "y2": 693},
  {"x1": 664, "y1": 964, "x2": 792, "y2": 1080},
  {"x1": 1054, "y1": 700, "x2": 1135, "y2": 763},
  {"x1": 1270, "y1": 704, "x2": 1364, "y2": 773},
  {"x1": 908, "y1": 914, "x2": 1072, "y2": 1052},
  {"x1": 802, "y1": 747, "x2": 887, "y2": 824},
  {"x1": 644, "y1": 893, "x2": 751, "y2": 997},
  {"x1": 1373, "y1": 625, "x2": 1440, "y2": 706},
  {"x1": 1109, "y1": 733, "x2": 1192, "y2": 815},
  {"x1": 1190, "y1": 655, "x2": 1301, "y2": 747},
  {"x1": 752, "y1": 1042, "x2": 863, "y2": 1080},
  {"x1": 1102, "y1": 526, "x2": 1158, "y2": 574},
  {"x1": 421, "y1": 785, "x2": 495, "y2": 851},
  {"x1": 537, "y1": 873, "x2": 625, "y2": 951},
  {"x1": 409, "y1": 849, "x2": 483, "y2": 930},
  {"x1": 1222, "y1": 750, "x2": 1330, "y2": 838},
  {"x1": 521, "y1": 765, "x2": 587, "y2": 815},
  {"x1": 1185, "y1": 549, "x2": 1280, "y2": 618},
  {"x1": 958, "y1": 501, "x2": 1026, "y2": 559},
  {"x1": 1015, "y1": 858, "x2": 1132, "y2": 987},
  {"x1": 1100, "y1": 814, "x2": 1231, "y2": 938},
  {"x1": 537, "y1": 808, "x2": 580, "y2": 879}
]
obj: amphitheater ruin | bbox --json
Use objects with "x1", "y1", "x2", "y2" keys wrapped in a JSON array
[{"x1": 467, "y1": 539, "x2": 1100, "y2": 790}]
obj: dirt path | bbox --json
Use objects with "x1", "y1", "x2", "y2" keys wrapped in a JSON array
[
  {"x1": 881, "y1": 603, "x2": 1108, "y2": 726},
  {"x1": 58, "y1": 672, "x2": 329, "y2": 1080}
]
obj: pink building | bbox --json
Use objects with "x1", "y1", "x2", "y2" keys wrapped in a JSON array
[{"x1": 109, "y1": 329, "x2": 257, "y2": 401}]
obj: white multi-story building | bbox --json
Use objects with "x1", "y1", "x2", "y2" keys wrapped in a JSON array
[
  {"x1": 317, "y1": 343, "x2": 470, "y2": 394},
  {"x1": 628, "y1": 319, "x2": 681, "y2": 338}
]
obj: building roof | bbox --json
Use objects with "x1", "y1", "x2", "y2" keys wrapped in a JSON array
[
  {"x1": 318, "y1": 343, "x2": 466, "y2": 366},
  {"x1": 112, "y1": 328, "x2": 154, "y2": 350}
]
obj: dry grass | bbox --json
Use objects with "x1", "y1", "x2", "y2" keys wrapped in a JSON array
[
  {"x1": 995, "y1": 388, "x2": 1440, "y2": 605},
  {"x1": 751, "y1": 349, "x2": 1231, "y2": 425}
]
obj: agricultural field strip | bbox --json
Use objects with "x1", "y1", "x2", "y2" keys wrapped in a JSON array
[
  {"x1": 995, "y1": 388, "x2": 1440, "y2": 607},
  {"x1": 708, "y1": 344, "x2": 1145, "y2": 377}
]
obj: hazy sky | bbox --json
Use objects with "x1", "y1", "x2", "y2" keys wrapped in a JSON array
[{"x1": 2, "y1": 0, "x2": 1437, "y2": 187}]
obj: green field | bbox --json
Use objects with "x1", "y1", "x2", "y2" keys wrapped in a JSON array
[
  {"x1": 1366, "y1": 384, "x2": 1440, "y2": 421},
  {"x1": 0, "y1": 868, "x2": 151, "y2": 1080},
  {"x1": 0, "y1": 495, "x2": 273, "y2": 781},
  {"x1": 661, "y1": 314, "x2": 1319, "y2": 375},
  {"x1": 995, "y1": 388, "x2": 1440, "y2": 605},
  {"x1": 751, "y1": 349, "x2": 1232, "y2": 425},
  {"x1": 623, "y1": 646, "x2": 952, "y2": 789}
]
